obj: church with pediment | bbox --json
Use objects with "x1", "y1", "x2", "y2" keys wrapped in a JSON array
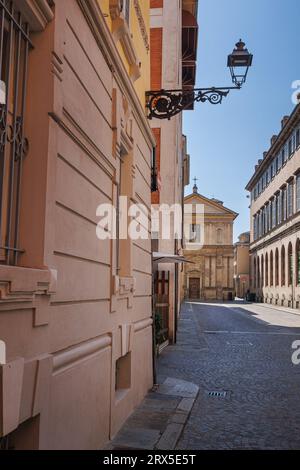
[{"x1": 182, "y1": 182, "x2": 238, "y2": 301}]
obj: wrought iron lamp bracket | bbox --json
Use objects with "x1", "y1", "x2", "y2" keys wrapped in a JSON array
[{"x1": 146, "y1": 85, "x2": 241, "y2": 120}]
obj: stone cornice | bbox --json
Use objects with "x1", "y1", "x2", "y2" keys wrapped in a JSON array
[
  {"x1": 78, "y1": 0, "x2": 155, "y2": 148},
  {"x1": 246, "y1": 104, "x2": 300, "y2": 191}
]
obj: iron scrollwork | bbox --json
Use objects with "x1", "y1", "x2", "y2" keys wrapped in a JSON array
[
  {"x1": 0, "y1": 104, "x2": 29, "y2": 161},
  {"x1": 146, "y1": 87, "x2": 238, "y2": 120}
]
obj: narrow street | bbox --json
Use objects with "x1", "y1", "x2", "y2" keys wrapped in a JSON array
[{"x1": 111, "y1": 301, "x2": 300, "y2": 450}]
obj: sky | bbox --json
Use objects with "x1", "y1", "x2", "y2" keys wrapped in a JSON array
[{"x1": 183, "y1": 0, "x2": 300, "y2": 241}]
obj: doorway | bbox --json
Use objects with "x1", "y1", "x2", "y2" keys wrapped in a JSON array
[{"x1": 189, "y1": 277, "x2": 200, "y2": 299}]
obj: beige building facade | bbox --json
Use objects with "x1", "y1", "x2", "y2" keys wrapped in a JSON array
[
  {"x1": 246, "y1": 104, "x2": 300, "y2": 309},
  {"x1": 150, "y1": 0, "x2": 198, "y2": 347},
  {"x1": 182, "y1": 185, "x2": 237, "y2": 301},
  {"x1": 0, "y1": 0, "x2": 155, "y2": 450},
  {"x1": 234, "y1": 232, "x2": 250, "y2": 298}
]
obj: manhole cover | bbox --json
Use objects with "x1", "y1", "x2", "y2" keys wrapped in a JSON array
[{"x1": 207, "y1": 391, "x2": 228, "y2": 398}]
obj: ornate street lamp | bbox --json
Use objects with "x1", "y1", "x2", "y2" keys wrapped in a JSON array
[
  {"x1": 227, "y1": 39, "x2": 253, "y2": 87},
  {"x1": 146, "y1": 39, "x2": 253, "y2": 120}
]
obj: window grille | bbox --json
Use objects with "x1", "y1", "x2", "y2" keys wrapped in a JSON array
[{"x1": 0, "y1": 0, "x2": 31, "y2": 265}]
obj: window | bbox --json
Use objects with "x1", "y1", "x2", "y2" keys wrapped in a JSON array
[
  {"x1": 121, "y1": 0, "x2": 130, "y2": 24},
  {"x1": 265, "y1": 253, "x2": 269, "y2": 286},
  {"x1": 288, "y1": 138, "x2": 293, "y2": 158},
  {"x1": 296, "y1": 129, "x2": 300, "y2": 149},
  {"x1": 270, "y1": 251, "x2": 274, "y2": 286},
  {"x1": 277, "y1": 152, "x2": 282, "y2": 171},
  {"x1": 257, "y1": 255, "x2": 260, "y2": 288},
  {"x1": 272, "y1": 198, "x2": 276, "y2": 228},
  {"x1": 266, "y1": 167, "x2": 271, "y2": 185},
  {"x1": 288, "y1": 243, "x2": 293, "y2": 286},
  {"x1": 287, "y1": 182, "x2": 294, "y2": 218},
  {"x1": 297, "y1": 174, "x2": 300, "y2": 211},
  {"x1": 281, "y1": 187, "x2": 287, "y2": 222},
  {"x1": 282, "y1": 147, "x2": 286, "y2": 165},
  {"x1": 276, "y1": 193, "x2": 281, "y2": 225},
  {"x1": 265, "y1": 204, "x2": 269, "y2": 233},
  {"x1": 275, "y1": 249, "x2": 279, "y2": 286},
  {"x1": 268, "y1": 201, "x2": 272, "y2": 230},
  {"x1": 281, "y1": 246, "x2": 285, "y2": 286},
  {"x1": 189, "y1": 224, "x2": 201, "y2": 243},
  {"x1": 296, "y1": 239, "x2": 300, "y2": 285},
  {"x1": 0, "y1": 3, "x2": 30, "y2": 265}
]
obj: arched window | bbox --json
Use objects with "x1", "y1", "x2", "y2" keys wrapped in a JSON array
[
  {"x1": 261, "y1": 255, "x2": 264, "y2": 288},
  {"x1": 270, "y1": 251, "x2": 274, "y2": 286},
  {"x1": 296, "y1": 239, "x2": 300, "y2": 286},
  {"x1": 265, "y1": 253, "x2": 269, "y2": 286},
  {"x1": 257, "y1": 255, "x2": 260, "y2": 288},
  {"x1": 288, "y1": 242, "x2": 293, "y2": 286},
  {"x1": 281, "y1": 246, "x2": 286, "y2": 286},
  {"x1": 275, "y1": 248, "x2": 279, "y2": 286}
]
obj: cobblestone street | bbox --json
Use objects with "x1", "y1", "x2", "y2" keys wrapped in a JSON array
[{"x1": 110, "y1": 301, "x2": 300, "y2": 450}]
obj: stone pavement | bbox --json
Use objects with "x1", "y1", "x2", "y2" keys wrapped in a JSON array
[
  {"x1": 108, "y1": 377, "x2": 199, "y2": 450},
  {"x1": 108, "y1": 300, "x2": 300, "y2": 450}
]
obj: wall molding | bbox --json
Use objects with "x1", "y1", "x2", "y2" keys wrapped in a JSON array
[{"x1": 53, "y1": 334, "x2": 112, "y2": 375}]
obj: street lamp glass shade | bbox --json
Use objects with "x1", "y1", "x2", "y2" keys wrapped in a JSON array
[{"x1": 227, "y1": 39, "x2": 253, "y2": 87}]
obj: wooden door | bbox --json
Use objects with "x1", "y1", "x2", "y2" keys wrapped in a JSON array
[
  {"x1": 154, "y1": 271, "x2": 170, "y2": 346},
  {"x1": 189, "y1": 277, "x2": 200, "y2": 299}
]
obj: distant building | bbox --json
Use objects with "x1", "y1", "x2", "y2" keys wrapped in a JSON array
[
  {"x1": 234, "y1": 232, "x2": 250, "y2": 298},
  {"x1": 246, "y1": 104, "x2": 300, "y2": 308},
  {"x1": 182, "y1": 184, "x2": 238, "y2": 301}
]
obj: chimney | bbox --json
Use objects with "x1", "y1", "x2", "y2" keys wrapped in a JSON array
[
  {"x1": 281, "y1": 116, "x2": 289, "y2": 129},
  {"x1": 271, "y1": 135, "x2": 277, "y2": 146}
]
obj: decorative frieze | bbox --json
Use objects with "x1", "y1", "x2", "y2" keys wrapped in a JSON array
[{"x1": 133, "y1": 0, "x2": 150, "y2": 52}]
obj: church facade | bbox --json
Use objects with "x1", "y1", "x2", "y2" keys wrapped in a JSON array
[{"x1": 182, "y1": 185, "x2": 238, "y2": 301}]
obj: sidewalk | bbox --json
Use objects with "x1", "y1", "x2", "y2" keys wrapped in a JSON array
[
  {"x1": 107, "y1": 378, "x2": 199, "y2": 450},
  {"x1": 107, "y1": 305, "x2": 200, "y2": 450}
]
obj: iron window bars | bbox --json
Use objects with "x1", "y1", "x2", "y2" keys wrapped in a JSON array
[{"x1": 0, "y1": 0, "x2": 31, "y2": 265}]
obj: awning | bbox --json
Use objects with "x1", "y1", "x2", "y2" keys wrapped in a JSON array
[{"x1": 152, "y1": 252, "x2": 194, "y2": 264}]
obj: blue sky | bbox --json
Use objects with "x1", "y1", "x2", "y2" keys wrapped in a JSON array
[{"x1": 183, "y1": 0, "x2": 300, "y2": 241}]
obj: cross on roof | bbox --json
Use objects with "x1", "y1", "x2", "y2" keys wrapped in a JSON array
[{"x1": 193, "y1": 177, "x2": 198, "y2": 186}]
